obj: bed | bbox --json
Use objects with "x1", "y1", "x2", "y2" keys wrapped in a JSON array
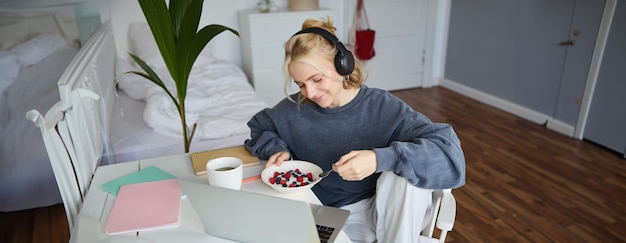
[
  {"x1": 1, "y1": 2, "x2": 269, "y2": 212},
  {"x1": 106, "y1": 21, "x2": 268, "y2": 163},
  {"x1": 0, "y1": 5, "x2": 83, "y2": 212}
]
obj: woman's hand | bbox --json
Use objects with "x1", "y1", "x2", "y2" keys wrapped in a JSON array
[
  {"x1": 332, "y1": 150, "x2": 377, "y2": 181},
  {"x1": 265, "y1": 151, "x2": 291, "y2": 168}
]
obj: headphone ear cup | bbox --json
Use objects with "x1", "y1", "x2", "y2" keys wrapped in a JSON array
[
  {"x1": 293, "y1": 27, "x2": 355, "y2": 75},
  {"x1": 335, "y1": 46, "x2": 355, "y2": 76}
]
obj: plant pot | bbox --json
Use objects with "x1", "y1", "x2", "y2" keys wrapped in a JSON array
[{"x1": 288, "y1": 0, "x2": 319, "y2": 11}]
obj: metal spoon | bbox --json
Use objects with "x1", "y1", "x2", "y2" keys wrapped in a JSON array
[{"x1": 319, "y1": 169, "x2": 334, "y2": 179}]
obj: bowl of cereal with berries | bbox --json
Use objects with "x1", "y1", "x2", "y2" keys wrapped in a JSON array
[{"x1": 261, "y1": 160, "x2": 323, "y2": 194}]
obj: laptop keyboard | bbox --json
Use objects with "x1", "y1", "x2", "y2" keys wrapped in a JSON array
[{"x1": 316, "y1": 224, "x2": 335, "y2": 243}]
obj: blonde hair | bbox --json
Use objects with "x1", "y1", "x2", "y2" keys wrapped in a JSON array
[{"x1": 282, "y1": 16, "x2": 366, "y2": 104}]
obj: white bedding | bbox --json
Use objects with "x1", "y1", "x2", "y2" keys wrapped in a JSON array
[
  {"x1": 116, "y1": 21, "x2": 269, "y2": 144},
  {"x1": 108, "y1": 89, "x2": 254, "y2": 163},
  {"x1": 117, "y1": 59, "x2": 268, "y2": 141},
  {"x1": 111, "y1": 55, "x2": 269, "y2": 164},
  {"x1": 0, "y1": 47, "x2": 78, "y2": 212},
  {"x1": 0, "y1": 4, "x2": 83, "y2": 212}
]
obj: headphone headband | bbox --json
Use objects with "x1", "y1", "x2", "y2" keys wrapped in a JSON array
[
  {"x1": 294, "y1": 27, "x2": 340, "y2": 43},
  {"x1": 292, "y1": 27, "x2": 355, "y2": 76}
]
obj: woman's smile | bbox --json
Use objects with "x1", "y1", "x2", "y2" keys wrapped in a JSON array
[
  {"x1": 311, "y1": 93, "x2": 324, "y2": 103},
  {"x1": 288, "y1": 61, "x2": 351, "y2": 108}
]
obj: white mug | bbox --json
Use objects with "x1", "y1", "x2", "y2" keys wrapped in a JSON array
[{"x1": 206, "y1": 157, "x2": 243, "y2": 190}]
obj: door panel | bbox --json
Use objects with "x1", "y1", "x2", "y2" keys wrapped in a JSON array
[{"x1": 554, "y1": 0, "x2": 605, "y2": 126}]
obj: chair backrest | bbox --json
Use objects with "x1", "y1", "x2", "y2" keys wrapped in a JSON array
[
  {"x1": 64, "y1": 88, "x2": 102, "y2": 196},
  {"x1": 26, "y1": 88, "x2": 102, "y2": 233},
  {"x1": 420, "y1": 189, "x2": 457, "y2": 242},
  {"x1": 27, "y1": 101, "x2": 81, "y2": 231},
  {"x1": 26, "y1": 20, "x2": 114, "y2": 234}
]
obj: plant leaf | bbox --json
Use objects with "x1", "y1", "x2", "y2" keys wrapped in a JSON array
[
  {"x1": 178, "y1": 24, "x2": 239, "y2": 100},
  {"x1": 169, "y1": 0, "x2": 193, "y2": 40},
  {"x1": 138, "y1": 0, "x2": 178, "y2": 79},
  {"x1": 128, "y1": 53, "x2": 179, "y2": 108},
  {"x1": 172, "y1": 0, "x2": 204, "y2": 100},
  {"x1": 192, "y1": 25, "x2": 239, "y2": 61}
]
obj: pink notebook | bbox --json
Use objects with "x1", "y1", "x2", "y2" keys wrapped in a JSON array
[{"x1": 105, "y1": 179, "x2": 182, "y2": 234}]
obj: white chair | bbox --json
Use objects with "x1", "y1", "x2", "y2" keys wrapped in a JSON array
[
  {"x1": 421, "y1": 189, "x2": 457, "y2": 242},
  {"x1": 61, "y1": 88, "x2": 103, "y2": 196},
  {"x1": 26, "y1": 88, "x2": 102, "y2": 234}
]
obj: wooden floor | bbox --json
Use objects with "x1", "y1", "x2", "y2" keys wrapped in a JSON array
[
  {"x1": 393, "y1": 87, "x2": 625, "y2": 243},
  {"x1": 1, "y1": 87, "x2": 623, "y2": 242}
]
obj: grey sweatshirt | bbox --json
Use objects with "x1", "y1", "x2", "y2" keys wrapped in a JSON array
[{"x1": 245, "y1": 85, "x2": 465, "y2": 207}]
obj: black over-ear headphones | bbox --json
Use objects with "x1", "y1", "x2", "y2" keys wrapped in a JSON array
[{"x1": 293, "y1": 27, "x2": 355, "y2": 76}]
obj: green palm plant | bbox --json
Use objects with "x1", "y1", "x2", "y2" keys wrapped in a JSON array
[{"x1": 127, "y1": 0, "x2": 239, "y2": 153}]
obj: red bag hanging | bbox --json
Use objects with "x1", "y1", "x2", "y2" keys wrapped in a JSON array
[{"x1": 353, "y1": 0, "x2": 376, "y2": 60}]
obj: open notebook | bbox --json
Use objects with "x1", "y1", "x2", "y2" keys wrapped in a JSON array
[{"x1": 189, "y1": 145, "x2": 260, "y2": 176}]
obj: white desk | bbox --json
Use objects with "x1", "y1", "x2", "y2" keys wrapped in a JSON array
[{"x1": 70, "y1": 153, "x2": 351, "y2": 242}]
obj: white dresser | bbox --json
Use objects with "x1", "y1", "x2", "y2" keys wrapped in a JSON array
[{"x1": 238, "y1": 8, "x2": 335, "y2": 106}]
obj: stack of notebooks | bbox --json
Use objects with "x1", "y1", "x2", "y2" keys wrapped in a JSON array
[{"x1": 101, "y1": 166, "x2": 182, "y2": 235}]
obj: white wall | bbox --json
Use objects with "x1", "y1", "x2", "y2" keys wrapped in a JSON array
[
  {"x1": 2, "y1": 0, "x2": 448, "y2": 84},
  {"x1": 100, "y1": 0, "x2": 344, "y2": 67},
  {"x1": 0, "y1": 0, "x2": 87, "y2": 8}
]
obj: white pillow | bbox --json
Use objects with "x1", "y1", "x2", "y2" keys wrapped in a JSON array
[
  {"x1": 9, "y1": 34, "x2": 68, "y2": 67},
  {"x1": 128, "y1": 22, "x2": 215, "y2": 70},
  {"x1": 0, "y1": 51, "x2": 20, "y2": 94}
]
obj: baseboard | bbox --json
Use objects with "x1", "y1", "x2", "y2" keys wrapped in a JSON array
[
  {"x1": 546, "y1": 118, "x2": 575, "y2": 137},
  {"x1": 439, "y1": 79, "x2": 581, "y2": 137},
  {"x1": 439, "y1": 79, "x2": 549, "y2": 125}
]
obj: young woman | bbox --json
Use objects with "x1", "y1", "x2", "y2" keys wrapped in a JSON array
[{"x1": 244, "y1": 17, "x2": 466, "y2": 242}]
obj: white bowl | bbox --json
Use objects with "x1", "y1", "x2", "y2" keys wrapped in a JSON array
[{"x1": 261, "y1": 160, "x2": 323, "y2": 194}]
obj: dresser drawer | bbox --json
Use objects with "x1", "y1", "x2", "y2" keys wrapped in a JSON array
[
  {"x1": 251, "y1": 70, "x2": 285, "y2": 94},
  {"x1": 249, "y1": 43, "x2": 284, "y2": 71}
]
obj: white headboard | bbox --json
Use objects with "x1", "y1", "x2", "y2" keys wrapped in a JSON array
[{"x1": 57, "y1": 20, "x2": 117, "y2": 165}]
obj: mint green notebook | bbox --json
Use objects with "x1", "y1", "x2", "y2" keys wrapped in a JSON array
[{"x1": 100, "y1": 166, "x2": 177, "y2": 196}]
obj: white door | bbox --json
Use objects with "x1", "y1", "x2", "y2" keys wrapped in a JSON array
[{"x1": 553, "y1": 0, "x2": 607, "y2": 128}]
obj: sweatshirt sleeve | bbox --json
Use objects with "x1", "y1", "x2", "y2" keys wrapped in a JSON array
[
  {"x1": 244, "y1": 108, "x2": 290, "y2": 160},
  {"x1": 373, "y1": 114, "x2": 466, "y2": 189}
]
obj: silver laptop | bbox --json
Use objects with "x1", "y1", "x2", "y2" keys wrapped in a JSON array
[{"x1": 179, "y1": 180, "x2": 350, "y2": 243}]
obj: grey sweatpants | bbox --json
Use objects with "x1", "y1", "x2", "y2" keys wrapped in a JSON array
[{"x1": 340, "y1": 172, "x2": 433, "y2": 243}]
